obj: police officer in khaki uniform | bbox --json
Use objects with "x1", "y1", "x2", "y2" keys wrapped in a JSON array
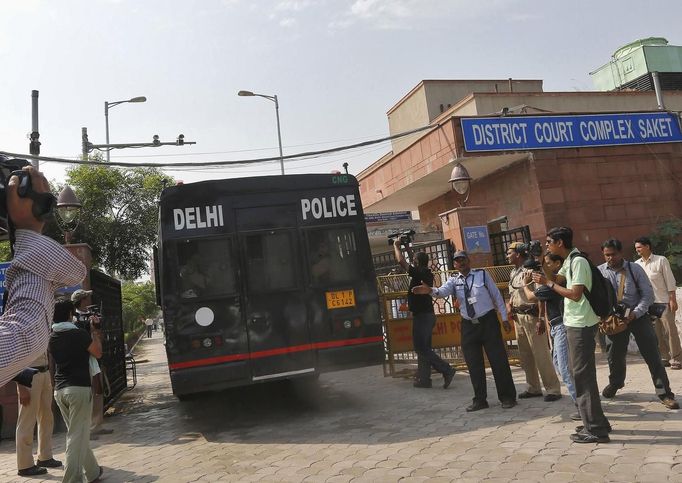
[
  {"x1": 506, "y1": 242, "x2": 561, "y2": 401},
  {"x1": 15, "y1": 353, "x2": 62, "y2": 477}
]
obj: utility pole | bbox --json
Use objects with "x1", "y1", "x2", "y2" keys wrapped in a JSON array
[
  {"x1": 30, "y1": 90, "x2": 40, "y2": 168},
  {"x1": 82, "y1": 128, "x2": 89, "y2": 160}
]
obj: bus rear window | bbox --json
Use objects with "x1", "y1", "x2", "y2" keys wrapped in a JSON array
[
  {"x1": 307, "y1": 228, "x2": 360, "y2": 284},
  {"x1": 176, "y1": 238, "x2": 237, "y2": 298}
]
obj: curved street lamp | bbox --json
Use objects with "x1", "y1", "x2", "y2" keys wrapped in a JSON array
[
  {"x1": 238, "y1": 90, "x2": 284, "y2": 175},
  {"x1": 104, "y1": 96, "x2": 147, "y2": 162},
  {"x1": 56, "y1": 185, "x2": 82, "y2": 244},
  {"x1": 449, "y1": 162, "x2": 472, "y2": 206}
]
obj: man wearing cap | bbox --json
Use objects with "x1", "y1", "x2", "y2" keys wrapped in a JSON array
[
  {"x1": 413, "y1": 250, "x2": 517, "y2": 411},
  {"x1": 506, "y1": 242, "x2": 562, "y2": 402},
  {"x1": 72, "y1": 289, "x2": 113, "y2": 438}
]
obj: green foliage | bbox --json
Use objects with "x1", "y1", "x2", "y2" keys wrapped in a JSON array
[
  {"x1": 0, "y1": 240, "x2": 11, "y2": 262},
  {"x1": 121, "y1": 281, "x2": 158, "y2": 334},
  {"x1": 63, "y1": 157, "x2": 174, "y2": 280},
  {"x1": 649, "y1": 217, "x2": 682, "y2": 283}
]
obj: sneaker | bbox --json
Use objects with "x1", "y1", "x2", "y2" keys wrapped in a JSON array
[
  {"x1": 18, "y1": 465, "x2": 48, "y2": 476},
  {"x1": 662, "y1": 360, "x2": 671, "y2": 367},
  {"x1": 671, "y1": 362, "x2": 682, "y2": 370},
  {"x1": 413, "y1": 380, "x2": 432, "y2": 389},
  {"x1": 518, "y1": 391, "x2": 543, "y2": 399},
  {"x1": 661, "y1": 397, "x2": 680, "y2": 409},
  {"x1": 544, "y1": 394, "x2": 562, "y2": 402},
  {"x1": 37, "y1": 458, "x2": 62, "y2": 468},
  {"x1": 601, "y1": 384, "x2": 618, "y2": 398},
  {"x1": 570, "y1": 431, "x2": 609, "y2": 443},
  {"x1": 575, "y1": 424, "x2": 612, "y2": 433},
  {"x1": 443, "y1": 369, "x2": 456, "y2": 389}
]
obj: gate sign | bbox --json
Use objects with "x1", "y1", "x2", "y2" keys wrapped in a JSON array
[
  {"x1": 0, "y1": 262, "x2": 10, "y2": 313},
  {"x1": 463, "y1": 226, "x2": 491, "y2": 253},
  {"x1": 461, "y1": 112, "x2": 682, "y2": 152}
]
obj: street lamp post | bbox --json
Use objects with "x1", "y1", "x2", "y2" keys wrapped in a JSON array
[
  {"x1": 104, "y1": 96, "x2": 147, "y2": 162},
  {"x1": 56, "y1": 185, "x2": 83, "y2": 244},
  {"x1": 238, "y1": 90, "x2": 284, "y2": 175}
]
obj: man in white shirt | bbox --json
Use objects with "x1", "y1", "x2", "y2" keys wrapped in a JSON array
[{"x1": 635, "y1": 237, "x2": 680, "y2": 370}]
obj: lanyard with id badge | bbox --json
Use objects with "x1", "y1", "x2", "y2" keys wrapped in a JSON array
[{"x1": 462, "y1": 273, "x2": 477, "y2": 322}]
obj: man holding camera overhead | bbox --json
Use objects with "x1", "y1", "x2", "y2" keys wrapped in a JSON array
[
  {"x1": 393, "y1": 238, "x2": 456, "y2": 389},
  {"x1": 506, "y1": 242, "x2": 561, "y2": 402},
  {"x1": 598, "y1": 238, "x2": 678, "y2": 409}
]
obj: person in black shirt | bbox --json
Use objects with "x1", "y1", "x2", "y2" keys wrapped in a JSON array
[
  {"x1": 394, "y1": 240, "x2": 456, "y2": 388},
  {"x1": 49, "y1": 298, "x2": 104, "y2": 483}
]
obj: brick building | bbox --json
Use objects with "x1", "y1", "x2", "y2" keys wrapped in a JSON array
[{"x1": 358, "y1": 80, "x2": 682, "y2": 264}]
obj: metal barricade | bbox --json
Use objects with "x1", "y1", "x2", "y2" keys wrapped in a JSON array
[{"x1": 378, "y1": 265, "x2": 520, "y2": 378}]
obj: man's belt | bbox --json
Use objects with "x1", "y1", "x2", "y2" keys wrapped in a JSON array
[
  {"x1": 464, "y1": 310, "x2": 495, "y2": 325},
  {"x1": 30, "y1": 366, "x2": 49, "y2": 373},
  {"x1": 512, "y1": 304, "x2": 539, "y2": 316}
]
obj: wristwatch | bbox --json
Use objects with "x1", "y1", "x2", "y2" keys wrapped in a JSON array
[{"x1": 548, "y1": 281, "x2": 555, "y2": 289}]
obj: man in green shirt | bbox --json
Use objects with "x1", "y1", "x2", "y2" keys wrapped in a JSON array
[{"x1": 532, "y1": 227, "x2": 610, "y2": 443}]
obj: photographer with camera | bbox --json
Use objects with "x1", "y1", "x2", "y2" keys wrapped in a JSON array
[
  {"x1": 50, "y1": 297, "x2": 104, "y2": 483},
  {"x1": 393, "y1": 236, "x2": 456, "y2": 389},
  {"x1": 0, "y1": 162, "x2": 86, "y2": 388},
  {"x1": 71, "y1": 289, "x2": 113, "y2": 438},
  {"x1": 507, "y1": 242, "x2": 561, "y2": 402},
  {"x1": 598, "y1": 239, "x2": 678, "y2": 409}
]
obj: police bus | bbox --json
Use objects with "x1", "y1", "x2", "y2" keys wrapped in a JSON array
[{"x1": 156, "y1": 173, "x2": 383, "y2": 397}]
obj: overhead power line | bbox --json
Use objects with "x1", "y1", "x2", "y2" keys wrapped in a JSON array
[{"x1": 0, "y1": 123, "x2": 437, "y2": 169}]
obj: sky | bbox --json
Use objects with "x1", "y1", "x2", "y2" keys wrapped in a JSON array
[{"x1": 1, "y1": 0, "x2": 682, "y2": 186}]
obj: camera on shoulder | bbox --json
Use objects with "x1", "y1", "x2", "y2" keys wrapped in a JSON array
[{"x1": 387, "y1": 229, "x2": 415, "y2": 247}]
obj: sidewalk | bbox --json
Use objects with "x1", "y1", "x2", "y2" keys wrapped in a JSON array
[{"x1": 1, "y1": 328, "x2": 682, "y2": 482}]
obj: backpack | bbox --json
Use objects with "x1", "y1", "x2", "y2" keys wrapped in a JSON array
[{"x1": 568, "y1": 252, "x2": 617, "y2": 318}]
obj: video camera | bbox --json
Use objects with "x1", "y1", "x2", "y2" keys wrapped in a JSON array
[
  {"x1": 86, "y1": 304, "x2": 102, "y2": 329},
  {"x1": 521, "y1": 240, "x2": 544, "y2": 272},
  {"x1": 387, "y1": 229, "x2": 415, "y2": 247},
  {"x1": 0, "y1": 155, "x2": 30, "y2": 240}
]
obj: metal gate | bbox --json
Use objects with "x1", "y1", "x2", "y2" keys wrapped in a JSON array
[
  {"x1": 489, "y1": 225, "x2": 531, "y2": 266},
  {"x1": 372, "y1": 239, "x2": 454, "y2": 276},
  {"x1": 90, "y1": 270, "x2": 127, "y2": 408}
]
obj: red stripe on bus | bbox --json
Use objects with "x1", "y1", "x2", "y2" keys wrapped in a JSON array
[{"x1": 168, "y1": 335, "x2": 383, "y2": 370}]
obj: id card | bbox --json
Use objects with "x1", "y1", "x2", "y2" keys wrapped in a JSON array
[{"x1": 467, "y1": 296, "x2": 477, "y2": 304}]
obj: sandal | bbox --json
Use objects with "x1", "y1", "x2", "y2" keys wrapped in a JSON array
[{"x1": 671, "y1": 362, "x2": 682, "y2": 370}]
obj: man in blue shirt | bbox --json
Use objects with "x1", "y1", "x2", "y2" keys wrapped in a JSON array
[
  {"x1": 598, "y1": 238, "x2": 678, "y2": 409},
  {"x1": 413, "y1": 250, "x2": 516, "y2": 411}
]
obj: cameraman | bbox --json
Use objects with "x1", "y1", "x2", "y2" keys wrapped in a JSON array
[
  {"x1": 598, "y1": 239, "x2": 678, "y2": 409},
  {"x1": 71, "y1": 289, "x2": 113, "y2": 437},
  {"x1": 507, "y1": 242, "x2": 561, "y2": 402},
  {"x1": 0, "y1": 165, "x2": 86, "y2": 388},
  {"x1": 393, "y1": 239, "x2": 456, "y2": 389}
]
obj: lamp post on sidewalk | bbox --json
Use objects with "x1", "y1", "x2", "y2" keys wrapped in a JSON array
[
  {"x1": 237, "y1": 90, "x2": 285, "y2": 175},
  {"x1": 104, "y1": 96, "x2": 147, "y2": 162}
]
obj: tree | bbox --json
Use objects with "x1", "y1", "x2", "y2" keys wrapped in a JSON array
[
  {"x1": 649, "y1": 217, "x2": 682, "y2": 282},
  {"x1": 64, "y1": 158, "x2": 173, "y2": 280},
  {"x1": 121, "y1": 281, "x2": 158, "y2": 334}
]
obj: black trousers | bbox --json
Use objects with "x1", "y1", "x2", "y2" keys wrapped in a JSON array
[
  {"x1": 606, "y1": 314, "x2": 673, "y2": 399},
  {"x1": 460, "y1": 310, "x2": 516, "y2": 403},
  {"x1": 413, "y1": 312, "x2": 452, "y2": 381},
  {"x1": 566, "y1": 325, "x2": 610, "y2": 437}
]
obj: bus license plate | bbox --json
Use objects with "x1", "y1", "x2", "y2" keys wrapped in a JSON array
[{"x1": 325, "y1": 290, "x2": 355, "y2": 309}]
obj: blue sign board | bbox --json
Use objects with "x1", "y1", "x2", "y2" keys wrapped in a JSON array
[
  {"x1": 463, "y1": 226, "x2": 491, "y2": 253},
  {"x1": 365, "y1": 211, "x2": 413, "y2": 223},
  {"x1": 461, "y1": 112, "x2": 682, "y2": 152},
  {"x1": 0, "y1": 262, "x2": 10, "y2": 313}
]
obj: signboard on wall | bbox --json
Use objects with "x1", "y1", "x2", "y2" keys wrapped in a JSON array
[
  {"x1": 461, "y1": 112, "x2": 682, "y2": 152},
  {"x1": 0, "y1": 262, "x2": 9, "y2": 313},
  {"x1": 462, "y1": 225, "x2": 491, "y2": 253},
  {"x1": 365, "y1": 211, "x2": 412, "y2": 223}
]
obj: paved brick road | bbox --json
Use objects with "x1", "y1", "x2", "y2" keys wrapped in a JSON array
[{"x1": 1, "y1": 330, "x2": 682, "y2": 482}]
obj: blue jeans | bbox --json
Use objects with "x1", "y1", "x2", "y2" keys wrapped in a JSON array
[
  {"x1": 550, "y1": 323, "x2": 576, "y2": 402},
  {"x1": 412, "y1": 312, "x2": 452, "y2": 381}
]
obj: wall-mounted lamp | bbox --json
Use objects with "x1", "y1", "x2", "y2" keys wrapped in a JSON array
[
  {"x1": 56, "y1": 185, "x2": 82, "y2": 244},
  {"x1": 449, "y1": 162, "x2": 472, "y2": 206}
]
